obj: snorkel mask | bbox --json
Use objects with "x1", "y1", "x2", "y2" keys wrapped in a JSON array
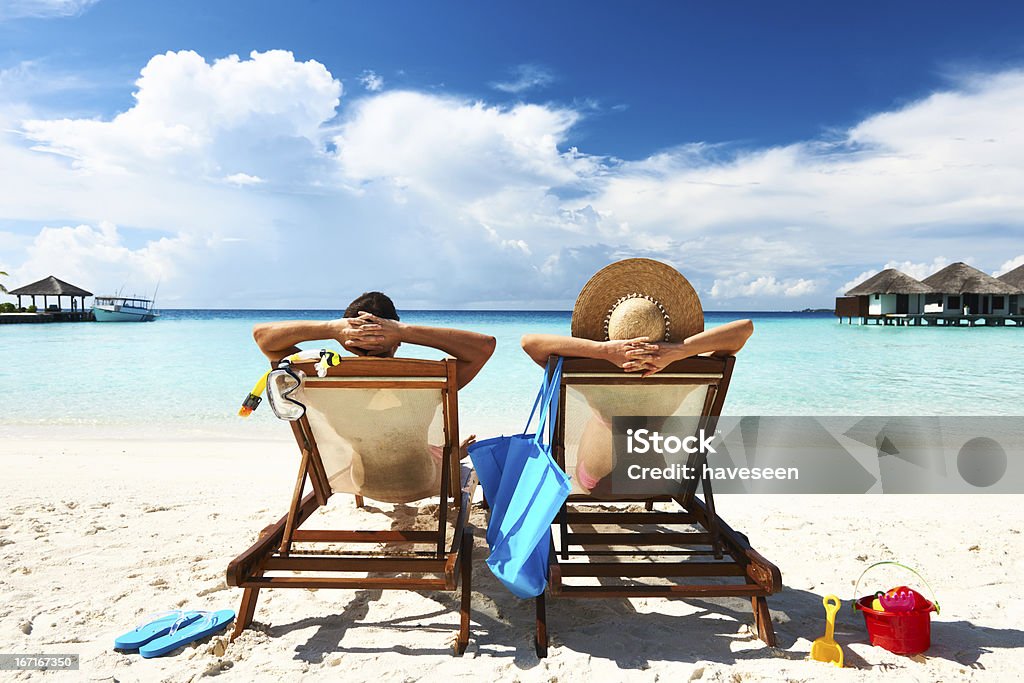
[
  {"x1": 238, "y1": 349, "x2": 342, "y2": 420},
  {"x1": 265, "y1": 360, "x2": 306, "y2": 421}
]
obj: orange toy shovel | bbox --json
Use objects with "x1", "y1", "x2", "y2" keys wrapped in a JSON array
[{"x1": 810, "y1": 595, "x2": 844, "y2": 667}]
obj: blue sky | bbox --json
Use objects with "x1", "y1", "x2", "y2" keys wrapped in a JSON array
[{"x1": 2, "y1": 0, "x2": 1024, "y2": 308}]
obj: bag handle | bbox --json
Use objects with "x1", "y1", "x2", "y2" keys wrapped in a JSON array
[
  {"x1": 533, "y1": 357, "x2": 564, "y2": 446},
  {"x1": 521, "y1": 358, "x2": 551, "y2": 435},
  {"x1": 547, "y1": 357, "x2": 564, "y2": 446},
  {"x1": 850, "y1": 561, "x2": 940, "y2": 614}
]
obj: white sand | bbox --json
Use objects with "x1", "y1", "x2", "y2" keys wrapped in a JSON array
[{"x1": 1, "y1": 432, "x2": 1021, "y2": 682}]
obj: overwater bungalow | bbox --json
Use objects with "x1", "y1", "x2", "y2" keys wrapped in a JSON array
[
  {"x1": 921, "y1": 262, "x2": 1020, "y2": 320},
  {"x1": 997, "y1": 264, "x2": 1024, "y2": 313},
  {"x1": 835, "y1": 268, "x2": 934, "y2": 322},
  {"x1": 836, "y1": 262, "x2": 1024, "y2": 326}
]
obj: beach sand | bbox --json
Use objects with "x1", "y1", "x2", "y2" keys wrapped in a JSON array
[{"x1": 1, "y1": 434, "x2": 1021, "y2": 682}]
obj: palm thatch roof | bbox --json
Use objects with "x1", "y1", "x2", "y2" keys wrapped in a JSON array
[
  {"x1": 996, "y1": 264, "x2": 1024, "y2": 293},
  {"x1": 8, "y1": 276, "x2": 92, "y2": 297},
  {"x1": 845, "y1": 268, "x2": 935, "y2": 296},
  {"x1": 921, "y1": 262, "x2": 1018, "y2": 295}
]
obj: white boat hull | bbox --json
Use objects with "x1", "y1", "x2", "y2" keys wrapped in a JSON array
[{"x1": 92, "y1": 306, "x2": 158, "y2": 322}]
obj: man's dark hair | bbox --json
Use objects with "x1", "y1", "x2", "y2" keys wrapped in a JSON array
[{"x1": 344, "y1": 291, "x2": 399, "y2": 320}]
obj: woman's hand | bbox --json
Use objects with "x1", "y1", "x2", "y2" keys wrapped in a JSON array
[
  {"x1": 629, "y1": 341, "x2": 700, "y2": 376},
  {"x1": 630, "y1": 343, "x2": 675, "y2": 376},
  {"x1": 602, "y1": 337, "x2": 657, "y2": 371}
]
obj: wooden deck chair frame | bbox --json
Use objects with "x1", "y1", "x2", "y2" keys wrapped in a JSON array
[
  {"x1": 226, "y1": 357, "x2": 476, "y2": 654},
  {"x1": 534, "y1": 355, "x2": 781, "y2": 657}
]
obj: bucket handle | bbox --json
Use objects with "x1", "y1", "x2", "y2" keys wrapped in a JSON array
[{"x1": 851, "y1": 561, "x2": 940, "y2": 614}]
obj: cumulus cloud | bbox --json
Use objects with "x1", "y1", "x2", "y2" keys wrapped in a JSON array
[
  {"x1": 711, "y1": 273, "x2": 818, "y2": 299},
  {"x1": 0, "y1": 0, "x2": 97, "y2": 20},
  {"x1": 995, "y1": 254, "x2": 1024, "y2": 277},
  {"x1": 223, "y1": 172, "x2": 264, "y2": 186},
  {"x1": 21, "y1": 49, "x2": 341, "y2": 182},
  {"x1": 358, "y1": 70, "x2": 384, "y2": 92},
  {"x1": 838, "y1": 257, "x2": 953, "y2": 293},
  {"x1": 335, "y1": 91, "x2": 589, "y2": 201},
  {"x1": 10, "y1": 222, "x2": 190, "y2": 293},
  {"x1": 4, "y1": 51, "x2": 1024, "y2": 308},
  {"x1": 491, "y1": 64, "x2": 555, "y2": 94},
  {"x1": 0, "y1": 60, "x2": 90, "y2": 101},
  {"x1": 5, "y1": 219, "x2": 318, "y2": 307},
  {"x1": 574, "y1": 70, "x2": 1024, "y2": 301}
]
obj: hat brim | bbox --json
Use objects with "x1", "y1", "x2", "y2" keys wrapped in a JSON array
[{"x1": 571, "y1": 258, "x2": 704, "y2": 343}]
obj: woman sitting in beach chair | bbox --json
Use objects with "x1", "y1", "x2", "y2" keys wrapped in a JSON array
[
  {"x1": 520, "y1": 259, "x2": 753, "y2": 495},
  {"x1": 517, "y1": 259, "x2": 779, "y2": 653}
]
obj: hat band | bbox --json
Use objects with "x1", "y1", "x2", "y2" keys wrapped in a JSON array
[{"x1": 603, "y1": 293, "x2": 672, "y2": 342}]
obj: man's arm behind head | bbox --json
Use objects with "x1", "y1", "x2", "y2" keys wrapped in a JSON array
[{"x1": 355, "y1": 314, "x2": 496, "y2": 389}]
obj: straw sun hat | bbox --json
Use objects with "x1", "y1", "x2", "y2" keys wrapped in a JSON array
[{"x1": 570, "y1": 258, "x2": 704, "y2": 343}]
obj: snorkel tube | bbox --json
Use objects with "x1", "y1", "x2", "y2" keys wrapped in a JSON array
[{"x1": 238, "y1": 349, "x2": 343, "y2": 417}]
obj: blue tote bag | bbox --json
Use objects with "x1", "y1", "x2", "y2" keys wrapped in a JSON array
[{"x1": 468, "y1": 357, "x2": 570, "y2": 598}]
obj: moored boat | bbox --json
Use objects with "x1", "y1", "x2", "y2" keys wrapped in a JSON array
[{"x1": 92, "y1": 296, "x2": 159, "y2": 322}]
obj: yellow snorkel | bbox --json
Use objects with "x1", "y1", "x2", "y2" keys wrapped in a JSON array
[{"x1": 238, "y1": 349, "x2": 344, "y2": 417}]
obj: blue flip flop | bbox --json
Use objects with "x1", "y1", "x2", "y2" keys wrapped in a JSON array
[
  {"x1": 114, "y1": 611, "x2": 204, "y2": 650},
  {"x1": 139, "y1": 609, "x2": 235, "y2": 658}
]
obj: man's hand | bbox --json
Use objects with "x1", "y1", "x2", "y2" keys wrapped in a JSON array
[
  {"x1": 331, "y1": 316, "x2": 379, "y2": 351},
  {"x1": 602, "y1": 337, "x2": 657, "y2": 371},
  {"x1": 340, "y1": 312, "x2": 404, "y2": 354}
]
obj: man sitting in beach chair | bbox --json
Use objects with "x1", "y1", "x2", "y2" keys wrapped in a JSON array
[
  {"x1": 253, "y1": 290, "x2": 495, "y2": 389},
  {"x1": 228, "y1": 291, "x2": 494, "y2": 652}
]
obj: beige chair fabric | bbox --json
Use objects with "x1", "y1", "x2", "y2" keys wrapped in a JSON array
[
  {"x1": 563, "y1": 377, "x2": 712, "y2": 498},
  {"x1": 297, "y1": 380, "x2": 446, "y2": 504}
]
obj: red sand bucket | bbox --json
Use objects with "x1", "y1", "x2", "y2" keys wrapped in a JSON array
[{"x1": 852, "y1": 562, "x2": 940, "y2": 655}]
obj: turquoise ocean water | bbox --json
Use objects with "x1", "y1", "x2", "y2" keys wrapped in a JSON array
[{"x1": 1, "y1": 310, "x2": 1021, "y2": 439}]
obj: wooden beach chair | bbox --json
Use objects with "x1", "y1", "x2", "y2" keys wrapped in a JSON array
[
  {"x1": 534, "y1": 355, "x2": 781, "y2": 656},
  {"x1": 226, "y1": 357, "x2": 476, "y2": 654}
]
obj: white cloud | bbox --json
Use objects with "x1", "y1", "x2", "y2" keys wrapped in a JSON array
[
  {"x1": 491, "y1": 64, "x2": 555, "y2": 94},
  {"x1": 9, "y1": 222, "x2": 189, "y2": 294},
  {"x1": 483, "y1": 224, "x2": 531, "y2": 255},
  {"x1": 0, "y1": 0, "x2": 97, "y2": 20},
  {"x1": 358, "y1": 70, "x2": 383, "y2": 92},
  {"x1": 20, "y1": 49, "x2": 341, "y2": 181},
  {"x1": 995, "y1": 254, "x2": 1024, "y2": 277},
  {"x1": 710, "y1": 273, "x2": 818, "y2": 299},
  {"x1": 838, "y1": 257, "x2": 953, "y2": 293},
  {"x1": 335, "y1": 91, "x2": 588, "y2": 201},
  {"x1": 4, "y1": 52, "x2": 1024, "y2": 308},
  {"x1": 223, "y1": 172, "x2": 264, "y2": 186},
  {"x1": 0, "y1": 60, "x2": 91, "y2": 101}
]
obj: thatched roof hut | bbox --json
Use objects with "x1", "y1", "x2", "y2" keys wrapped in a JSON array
[
  {"x1": 7, "y1": 275, "x2": 92, "y2": 311},
  {"x1": 997, "y1": 264, "x2": 1024, "y2": 293},
  {"x1": 921, "y1": 262, "x2": 1018, "y2": 295},
  {"x1": 845, "y1": 268, "x2": 935, "y2": 296},
  {"x1": 8, "y1": 276, "x2": 92, "y2": 297}
]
